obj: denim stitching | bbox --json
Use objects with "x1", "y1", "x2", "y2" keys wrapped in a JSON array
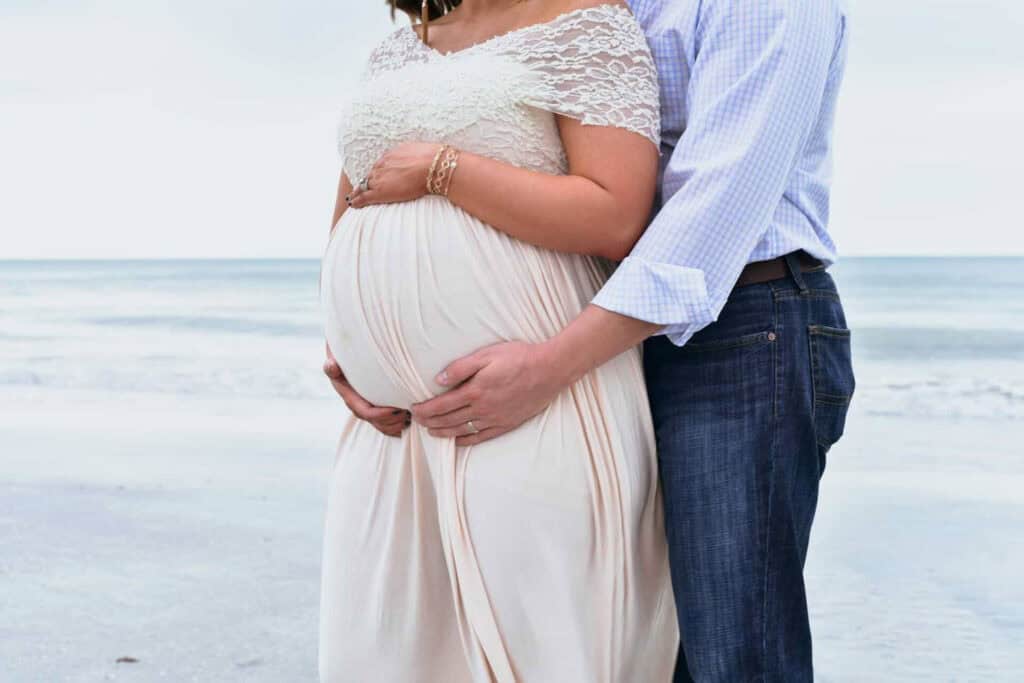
[
  {"x1": 810, "y1": 325, "x2": 854, "y2": 450},
  {"x1": 809, "y1": 327, "x2": 820, "y2": 428},
  {"x1": 773, "y1": 290, "x2": 840, "y2": 303},
  {"x1": 761, "y1": 293, "x2": 781, "y2": 680},
  {"x1": 680, "y1": 331, "x2": 772, "y2": 354},
  {"x1": 808, "y1": 324, "x2": 850, "y2": 337}
]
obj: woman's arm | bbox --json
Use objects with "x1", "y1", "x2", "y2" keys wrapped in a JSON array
[
  {"x1": 320, "y1": 170, "x2": 352, "y2": 287},
  {"x1": 331, "y1": 172, "x2": 353, "y2": 234},
  {"x1": 347, "y1": 119, "x2": 659, "y2": 261}
]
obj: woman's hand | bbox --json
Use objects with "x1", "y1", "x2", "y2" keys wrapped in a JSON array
[
  {"x1": 324, "y1": 342, "x2": 410, "y2": 437},
  {"x1": 347, "y1": 142, "x2": 441, "y2": 208}
]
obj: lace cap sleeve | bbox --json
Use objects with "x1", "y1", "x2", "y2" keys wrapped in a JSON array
[
  {"x1": 360, "y1": 27, "x2": 424, "y2": 81},
  {"x1": 516, "y1": 5, "x2": 661, "y2": 146}
]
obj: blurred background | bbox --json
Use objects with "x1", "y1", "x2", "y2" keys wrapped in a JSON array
[{"x1": 1, "y1": 0, "x2": 1022, "y2": 681}]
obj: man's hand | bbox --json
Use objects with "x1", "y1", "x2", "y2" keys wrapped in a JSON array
[
  {"x1": 410, "y1": 341, "x2": 571, "y2": 447},
  {"x1": 324, "y1": 344, "x2": 409, "y2": 438},
  {"x1": 411, "y1": 306, "x2": 662, "y2": 446}
]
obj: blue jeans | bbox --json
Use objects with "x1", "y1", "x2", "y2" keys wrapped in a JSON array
[{"x1": 644, "y1": 257, "x2": 855, "y2": 682}]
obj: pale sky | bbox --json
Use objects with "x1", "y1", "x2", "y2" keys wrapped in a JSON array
[{"x1": 1, "y1": 0, "x2": 1022, "y2": 259}]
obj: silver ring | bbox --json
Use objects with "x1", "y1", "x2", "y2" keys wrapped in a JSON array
[
  {"x1": 466, "y1": 420, "x2": 480, "y2": 435},
  {"x1": 358, "y1": 176, "x2": 370, "y2": 192}
]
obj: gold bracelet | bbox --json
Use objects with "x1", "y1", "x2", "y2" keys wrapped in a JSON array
[
  {"x1": 426, "y1": 145, "x2": 446, "y2": 195},
  {"x1": 427, "y1": 145, "x2": 459, "y2": 196},
  {"x1": 427, "y1": 146, "x2": 446, "y2": 195},
  {"x1": 440, "y1": 147, "x2": 459, "y2": 197}
]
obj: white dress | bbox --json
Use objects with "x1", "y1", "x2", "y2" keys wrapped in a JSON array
[{"x1": 319, "y1": 6, "x2": 678, "y2": 681}]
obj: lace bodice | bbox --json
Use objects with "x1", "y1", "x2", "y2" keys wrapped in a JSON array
[{"x1": 338, "y1": 4, "x2": 660, "y2": 184}]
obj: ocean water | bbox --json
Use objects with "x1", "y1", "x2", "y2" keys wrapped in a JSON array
[
  {"x1": 2, "y1": 257, "x2": 1023, "y2": 420},
  {"x1": 835, "y1": 257, "x2": 1024, "y2": 421},
  {"x1": 2, "y1": 258, "x2": 1022, "y2": 681},
  {"x1": 0, "y1": 259, "x2": 331, "y2": 401}
]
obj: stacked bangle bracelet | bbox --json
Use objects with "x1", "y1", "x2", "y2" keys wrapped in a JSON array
[{"x1": 426, "y1": 145, "x2": 460, "y2": 197}]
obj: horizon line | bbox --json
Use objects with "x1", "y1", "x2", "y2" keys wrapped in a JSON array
[{"x1": 2, "y1": 254, "x2": 1024, "y2": 263}]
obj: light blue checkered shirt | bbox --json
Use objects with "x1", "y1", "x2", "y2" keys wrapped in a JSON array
[{"x1": 592, "y1": 0, "x2": 850, "y2": 346}]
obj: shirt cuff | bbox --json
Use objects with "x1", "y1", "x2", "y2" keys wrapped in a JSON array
[{"x1": 590, "y1": 255, "x2": 717, "y2": 347}]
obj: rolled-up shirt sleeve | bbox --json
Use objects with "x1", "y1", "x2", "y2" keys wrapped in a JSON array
[{"x1": 591, "y1": 0, "x2": 843, "y2": 345}]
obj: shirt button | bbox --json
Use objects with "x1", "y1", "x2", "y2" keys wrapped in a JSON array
[{"x1": 767, "y1": 332, "x2": 777, "y2": 342}]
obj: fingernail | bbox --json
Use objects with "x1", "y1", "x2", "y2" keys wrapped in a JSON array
[
  {"x1": 405, "y1": 418, "x2": 412, "y2": 426},
  {"x1": 344, "y1": 195, "x2": 350, "y2": 202},
  {"x1": 392, "y1": 409, "x2": 402, "y2": 415},
  {"x1": 436, "y1": 371, "x2": 448, "y2": 386}
]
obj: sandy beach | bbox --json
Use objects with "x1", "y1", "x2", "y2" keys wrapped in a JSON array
[
  {"x1": 1, "y1": 389, "x2": 333, "y2": 682},
  {"x1": 2, "y1": 386, "x2": 1022, "y2": 682}
]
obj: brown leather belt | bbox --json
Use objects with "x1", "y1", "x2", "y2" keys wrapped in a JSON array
[{"x1": 735, "y1": 251, "x2": 826, "y2": 288}]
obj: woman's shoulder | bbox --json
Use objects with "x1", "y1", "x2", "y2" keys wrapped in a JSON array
[
  {"x1": 525, "y1": 1, "x2": 645, "y2": 47},
  {"x1": 531, "y1": 0, "x2": 634, "y2": 29},
  {"x1": 369, "y1": 25, "x2": 416, "y2": 57},
  {"x1": 361, "y1": 26, "x2": 422, "y2": 79},
  {"x1": 539, "y1": 0, "x2": 630, "y2": 19},
  {"x1": 514, "y1": 1, "x2": 661, "y2": 147},
  {"x1": 515, "y1": 1, "x2": 648, "y2": 56}
]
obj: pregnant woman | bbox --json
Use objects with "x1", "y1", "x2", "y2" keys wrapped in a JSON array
[{"x1": 319, "y1": 1, "x2": 677, "y2": 680}]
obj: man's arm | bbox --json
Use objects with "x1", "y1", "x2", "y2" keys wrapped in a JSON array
[
  {"x1": 593, "y1": 0, "x2": 846, "y2": 345},
  {"x1": 411, "y1": 306, "x2": 658, "y2": 444},
  {"x1": 413, "y1": 0, "x2": 846, "y2": 443}
]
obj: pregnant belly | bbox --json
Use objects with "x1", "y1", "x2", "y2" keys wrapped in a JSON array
[{"x1": 320, "y1": 196, "x2": 609, "y2": 409}]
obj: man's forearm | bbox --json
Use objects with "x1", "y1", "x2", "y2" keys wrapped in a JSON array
[
  {"x1": 538, "y1": 305, "x2": 662, "y2": 387},
  {"x1": 411, "y1": 304, "x2": 660, "y2": 445}
]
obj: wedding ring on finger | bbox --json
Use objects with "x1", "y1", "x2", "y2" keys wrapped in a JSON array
[
  {"x1": 358, "y1": 176, "x2": 370, "y2": 192},
  {"x1": 465, "y1": 420, "x2": 480, "y2": 435}
]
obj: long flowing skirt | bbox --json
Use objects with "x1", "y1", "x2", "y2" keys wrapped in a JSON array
[{"x1": 318, "y1": 196, "x2": 677, "y2": 682}]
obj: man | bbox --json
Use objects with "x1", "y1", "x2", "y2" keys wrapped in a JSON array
[{"x1": 328, "y1": 0, "x2": 855, "y2": 679}]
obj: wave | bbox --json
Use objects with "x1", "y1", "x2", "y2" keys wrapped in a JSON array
[
  {"x1": 854, "y1": 327, "x2": 1024, "y2": 361},
  {"x1": 858, "y1": 374, "x2": 1024, "y2": 421},
  {"x1": 1, "y1": 259, "x2": 321, "y2": 286},
  {"x1": 0, "y1": 365, "x2": 333, "y2": 401},
  {"x1": 83, "y1": 315, "x2": 322, "y2": 337},
  {"x1": 3, "y1": 359, "x2": 1024, "y2": 421}
]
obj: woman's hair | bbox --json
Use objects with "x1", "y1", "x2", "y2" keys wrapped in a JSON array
[{"x1": 389, "y1": 0, "x2": 461, "y2": 21}]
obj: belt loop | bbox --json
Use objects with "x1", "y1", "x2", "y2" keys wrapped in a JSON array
[{"x1": 784, "y1": 252, "x2": 809, "y2": 294}]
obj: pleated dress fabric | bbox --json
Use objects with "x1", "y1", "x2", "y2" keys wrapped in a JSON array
[{"x1": 319, "y1": 6, "x2": 678, "y2": 681}]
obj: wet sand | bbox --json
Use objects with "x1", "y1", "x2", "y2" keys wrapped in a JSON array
[{"x1": 2, "y1": 388, "x2": 1022, "y2": 681}]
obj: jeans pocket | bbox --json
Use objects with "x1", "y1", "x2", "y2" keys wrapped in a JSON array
[{"x1": 808, "y1": 325, "x2": 855, "y2": 452}]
